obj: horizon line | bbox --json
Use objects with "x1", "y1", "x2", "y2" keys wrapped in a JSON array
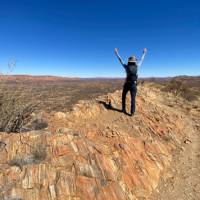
[{"x1": 3, "y1": 74, "x2": 200, "y2": 79}]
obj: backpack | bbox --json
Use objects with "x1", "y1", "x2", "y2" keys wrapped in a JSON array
[{"x1": 125, "y1": 63, "x2": 138, "y2": 82}]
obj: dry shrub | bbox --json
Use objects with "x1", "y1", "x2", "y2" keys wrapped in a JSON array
[
  {"x1": 181, "y1": 89, "x2": 198, "y2": 101},
  {"x1": 8, "y1": 156, "x2": 25, "y2": 169},
  {"x1": 162, "y1": 79, "x2": 198, "y2": 101},
  {"x1": 31, "y1": 142, "x2": 47, "y2": 163},
  {"x1": 24, "y1": 118, "x2": 48, "y2": 131},
  {"x1": 0, "y1": 63, "x2": 38, "y2": 133},
  {"x1": 0, "y1": 88, "x2": 37, "y2": 133},
  {"x1": 8, "y1": 142, "x2": 47, "y2": 168}
]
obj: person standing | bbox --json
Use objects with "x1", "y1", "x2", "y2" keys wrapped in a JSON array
[{"x1": 114, "y1": 48, "x2": 147, "y2": 116}]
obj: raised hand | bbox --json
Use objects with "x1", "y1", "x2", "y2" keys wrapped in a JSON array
[
  {"x1": 143, "y1": 48, "x2": 147, "y2": 53},
  {"x1": 114, "y1": 48, "x2": 119, "y2": 54}
]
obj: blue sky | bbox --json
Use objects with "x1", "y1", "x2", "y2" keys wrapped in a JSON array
[{"x1": 0, "y1": 0, "x2": 200, "y2": 77}]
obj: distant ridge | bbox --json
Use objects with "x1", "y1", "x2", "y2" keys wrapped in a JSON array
[{"x1": 1, "y1": 74, "x2": 200, "y2": 83}]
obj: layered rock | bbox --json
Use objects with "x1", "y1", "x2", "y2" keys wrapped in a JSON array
[{"x1": 0, "y1": 85, "x2": 191, "y2": 200}]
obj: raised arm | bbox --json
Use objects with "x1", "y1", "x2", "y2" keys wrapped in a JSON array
[
  {"x1": 137, "y1": 48, "x2": 147, "y2": 67},
  {"x1": 114, "y1": 48, "x2": 125, "y2": 66}
]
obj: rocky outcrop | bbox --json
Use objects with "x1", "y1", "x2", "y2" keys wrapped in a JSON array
[{"x1": 0, "y1": 85, "x2": 192, "y2": 200}]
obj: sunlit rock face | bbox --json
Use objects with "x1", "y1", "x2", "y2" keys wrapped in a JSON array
[{"x1": 0, "y1": 84, "x2": 190, "y2": 200}]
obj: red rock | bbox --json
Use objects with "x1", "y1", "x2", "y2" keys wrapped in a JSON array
[{"x1": 0, "y1": 85, "x2": 190, "y2": 200}]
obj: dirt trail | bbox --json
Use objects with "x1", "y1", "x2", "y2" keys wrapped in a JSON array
[
  {"x1": 147, "y1": 83, "x2": 200, "y2": 200},
  {"x1": 150, "y1": 118, "x2": 200, "y2": 200}
]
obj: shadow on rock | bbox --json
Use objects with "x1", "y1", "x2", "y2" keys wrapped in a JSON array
[{"x1": 97, "y1": 100, "x2": 131, "y2": 116}]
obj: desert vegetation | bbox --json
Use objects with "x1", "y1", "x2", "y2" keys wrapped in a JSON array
[
  {"x1": 0, "y1": 76, "x2": 124, "y2": 112},
  {"x1": 0, "y1": 73, "x2": 39, "y2": 133},
  {"x1": 1, "y1": 72, "x2": 200, "y2": 134},
  {"x1": 8, "y1": 142, "x2": 47, "y2": 170},
  {"x1": 0, "y1": 72, "x2": 124, "y2": 133},
  {"x1": 161, "y1": 78, "x2": 199, "y2": 101},
  {"x1": 142, "y1": 76, "x2": 200, "y2": 101}
]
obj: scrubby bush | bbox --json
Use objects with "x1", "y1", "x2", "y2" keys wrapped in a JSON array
[
  {"x1": 31, "y1": 143, "x2": 47, "y2": 163},
  {"x1": 0, "y1": 63, "x2": 38, "y2": 133},
  {"x1": 162, "y1": 79, "x2": 198, "y2": 101},
  {"x1": 0, "y1": 90, "x2": 37, "y2": 133},
  {"x1": 8, "y1": 142, "x2": 47, "y2": 168},
  {"x1": 24, "y1": 118, "x2": 48, "y2": 131},
  {"x1": 8, "y1": 156, "x2": 25, "y2": 169}
]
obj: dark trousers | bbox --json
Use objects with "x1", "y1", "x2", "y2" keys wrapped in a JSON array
[{"x1": 122, "y1": 82, "x2": 137, "y2": 115}]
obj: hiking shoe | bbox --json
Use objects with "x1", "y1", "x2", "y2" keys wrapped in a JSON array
[{"x1": 130, "y1": 112, "x2": 135, "y2": 116}]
